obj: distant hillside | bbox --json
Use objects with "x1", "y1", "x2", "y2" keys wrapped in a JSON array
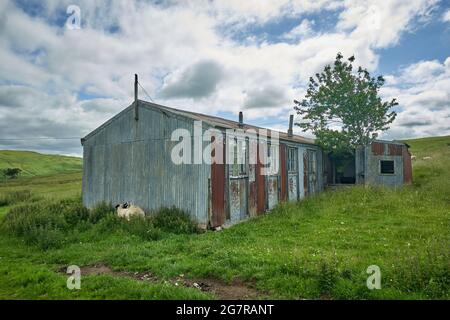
[
  {"x1": 0, "y1": 150, "x2": 82, "y2": 178},
  {"x1": 403, "y1": 135, "x2": 450, "y2": 158}
]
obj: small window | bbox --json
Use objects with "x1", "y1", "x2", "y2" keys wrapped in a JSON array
[
  {"x1": 287, "y1": 147, "x2": 298, "y2": 173},
  {"x1": 380, "y1": 160, "x2": 395, "y2": 174},
  {"x1": 229, "y1": 137, "x2": 248, "y2": 176},
  {"x1": 267, "y1": 144, "x2": 279, "y2": 175}
]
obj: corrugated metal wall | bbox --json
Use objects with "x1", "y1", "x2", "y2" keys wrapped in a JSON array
[
  {"x1": 365, "y1": 142, "x2": 405, "y2": 187},
  {"x1": 402, "y1": 146, "x2": 413, "y2": 184},
  {"x1": 83, "y1": 103, "x2": 327, "y2": 228},
  {"x1": 82, "y1": 105, "x2": 210, "y2": 227}
]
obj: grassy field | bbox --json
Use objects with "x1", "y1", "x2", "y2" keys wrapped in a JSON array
[
  {"x1": 0, "y1": 150, "x2": 82, "y2": 178},
  {"x1": 0, "y1": 136, "x2": 448, "y2": 300}
]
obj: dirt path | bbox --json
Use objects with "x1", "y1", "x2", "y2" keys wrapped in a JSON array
[{"x1": 59, "y1": 264, "x2": 265, "y2": 300}]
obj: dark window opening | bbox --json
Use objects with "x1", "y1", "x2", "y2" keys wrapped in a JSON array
[{"x1": 380, "y1": 160, "x2": 395, "y2": 174}]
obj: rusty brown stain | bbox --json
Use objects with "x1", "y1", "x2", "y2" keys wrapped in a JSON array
[
  {"x1": 256, "y1": 142, "x2": 266, "y2": 214},
  {"x1": 248, "y1": 180, "x2": 257, "y2": 217},
  {"x1": 388, "y1": 144, "x2": 403, "y2": 156},
  {"x1": 248, "y1": 139, "x2": 258, "y2": 217},
  {"x1": 403, "y1": 146, "x2": 413, "y2": 184},
  {"x1": 371, "y1": 142, "x2": 385, "y2": 155},
  {"x1": 211, "y1": 134, "x2": 226, "y2": 227},
  {"x1": 279, "y1": 144, "x2": 287, "y2": 202}
]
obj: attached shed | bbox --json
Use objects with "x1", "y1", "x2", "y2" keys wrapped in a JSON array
[
  {"x1": 326, "y1": 140, "x2": 413, "y2": 187},
  {"x1": 81, "y1": 100, "x2": 324, "y2": 228}
]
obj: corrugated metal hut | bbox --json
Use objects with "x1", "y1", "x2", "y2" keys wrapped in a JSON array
[
  {"x1": 326, "y1": 140, "x2": 413, "y2": 187},
  {"x1": 81, "y1": 99, "x2": 324, "y2": 228}
]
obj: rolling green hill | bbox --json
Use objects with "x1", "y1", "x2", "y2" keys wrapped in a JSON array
[{"x1": 0, "y1": 150, "x2": 82, "y2": 178}]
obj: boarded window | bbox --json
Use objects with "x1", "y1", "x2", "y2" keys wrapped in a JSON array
[
  {"x1": 287, "y1": 147, "x2": 298, "y2": 172},
  {"x1": 380, "y1": 160, "x2": 395, "y2": 174}
]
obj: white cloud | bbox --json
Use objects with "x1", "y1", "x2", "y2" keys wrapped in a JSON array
[
  {"x1": 380, "y1": 57, "x2": 450, "y2": 140},
  {"x1": 0, "y1": 0, "x2": 445, "y2": 155},
  {"x1": 283, "y1": 19, "x2": 316, "y2": 40},
  {"x1": 337, "y1": 0, "x2": 439, "y2": 48},
  {"x1": 442, "y1": 9, "x2": 450, "y2": 22}
]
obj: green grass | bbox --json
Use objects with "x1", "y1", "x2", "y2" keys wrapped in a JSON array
[
  {"x1": 0, "y1": 150, "x2": 82, "y2": 179},
  {"x1": 0, "y1": 136, "x2": 448, "y2": 300}
]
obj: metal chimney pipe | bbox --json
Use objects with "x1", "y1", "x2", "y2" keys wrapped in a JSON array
[
  {"x1": 288, "y1": 114, "x2": 293, "y2": 137},
  {"x1": 238, "y1": 111, "x2": 243, "y2": 127},
  {"x1": 134, "y1": 74, "x2": 139, "y2": 121}
]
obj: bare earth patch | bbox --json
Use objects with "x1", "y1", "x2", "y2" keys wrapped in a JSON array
[{"x1": 59, "y1": 264, "x2": 265, "y2": 299}]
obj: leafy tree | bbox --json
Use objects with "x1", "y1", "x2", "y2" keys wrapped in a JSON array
[
  {"x1": 3, "y1": 168, "x2": 22, "y2": 179},
  {"x1": 294, "y1": 53, "x2": 397, "y2": 155}
]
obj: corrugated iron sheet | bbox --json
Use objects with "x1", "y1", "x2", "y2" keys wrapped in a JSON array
[
  {"x1": 388, "y1": 144, "x2": 403, "y2": 156},
  {"x1": 371, "y1": 142, "x2": 385, "y2": 155},
  {"x1": 403, "y1": 146, "x2": 413, "y2": 184},
  {"x1": 256, "y1": 143, "x2": 266, "y2": 214}
]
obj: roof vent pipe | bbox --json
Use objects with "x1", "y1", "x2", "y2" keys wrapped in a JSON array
[
  {"x1": 288, "y1": 114, "x2": 294, "y2": 137},
  {"x1": 134, "y1": 74, "x2": 139, "y2": 121},
  {"x1": 238, "y1": 111, "x2": 243, "y2": 128}
]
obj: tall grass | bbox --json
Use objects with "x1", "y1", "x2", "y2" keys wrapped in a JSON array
[
  {"x1": 0, "y1": 199, "x2": 199, "y2": 250},
  {"x1": 0, "y1": 190, "x2": 39, "y2": 207}
]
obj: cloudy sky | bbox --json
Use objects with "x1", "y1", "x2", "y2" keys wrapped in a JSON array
[{"x1": 0, "y1": 0, "x2": 449, "y2": 156}]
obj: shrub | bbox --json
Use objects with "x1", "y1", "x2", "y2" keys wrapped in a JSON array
[
  {"x1": 0, "y1": 190, "x2": 36, "y2": 207},
  {"x1": 88, "y1": 202, "x2": 115, "y2": 223},
  {"x1": 2, "y1": 168, "x2": 22, "y2": 179},
  {"x1": 95, "y1": 214, "x2": 162, "y2": 241},
  {"x1": 153, "y1": 207, "x2": 199, "y2": 234},
  {"x1": 0, "y1": 200, "x2": 111, "y2": 250},
  {"x1": 23, "y1": 225, "x2": 66, "y2": 250},
  {"x1": 317, "y1": 261, "x2": 338, "y2": 295},
  {"x1": 1, "y1": 202, "x2": 69, "y2": 249}
]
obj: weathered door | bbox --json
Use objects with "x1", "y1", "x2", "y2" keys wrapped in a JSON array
[
  {"x1": 210, "y1": 134, "x2": 226, "y2": 227},
  {"x1": 307, "y1": 149, "x2": 317, "y2": 194},
  {"x1": 267, "y1": 144, "x2": 279, "y2": 210},
  {"x1": 287, "y1": 147, "x2": 299, "y2": 202},
  {"x1": 228, "y1": 138, "x2": 248, "y2": 223},
  {"x1": 279, "y1": 144, "x2": 287, "y2": 202},
  {"x1": 303, "y1": 151, "x2": 309, "y2": 197},
  {"x1": 248, "y1": 139, "x2": 258, "y2": 217},
  {"x1": 256, "y1": 142, "x2": 266, "y2": 214}
]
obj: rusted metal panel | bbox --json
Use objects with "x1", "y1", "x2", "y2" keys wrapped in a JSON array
[
  {"x1": 371, "y1": 142, "x2": 385, "y2": 156},
  {"x1": 211, "y1": 134, "x2": 226, "y2": 227},
  {"x1": 403, "y1": 146, "x2": 413, "y2": 184},
  {"x1": 248, "y1": 148, "x2": 258, "y2": 217},
  {"x1": 388, "y1": 144, "x2": 403, "y2": 156},
  {"x1": 279, "y1": 144, "x2": 287, "y2": 202},
  {"x1": 256, "y1": 142, "x2": 266, "y2": 214}
]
